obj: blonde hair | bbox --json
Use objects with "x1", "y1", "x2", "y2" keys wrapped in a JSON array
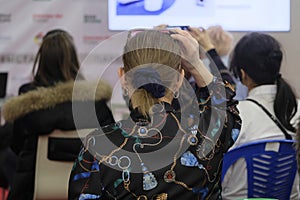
[
  {"x1": 32, "y1": 29, "x2": 82, "y2": 86},
  {"x1": 122, "y1": 30, "x2": 181, "y2": 116},
  {"x1": 207, "y1": 25, "x2": 233, "y2": 56}
]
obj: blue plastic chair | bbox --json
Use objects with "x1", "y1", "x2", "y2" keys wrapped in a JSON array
[{"x1": 222, "y1": 139, "x2": 297, "y2": 200}]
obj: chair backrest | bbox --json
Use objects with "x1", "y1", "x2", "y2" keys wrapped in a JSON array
[
  {"x1": 222, "y1": 139, "x2": 297, "y2": 200},
  {"x1": 34, "y1": 129, "x2": 94, "y2": 200}
]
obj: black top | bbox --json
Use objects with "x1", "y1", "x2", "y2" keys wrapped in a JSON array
[
  {"x1": 68, "y1": 79, "x2": 241, "y2": 200},
  {"x1": 207, "y1": 49, "x2": 235, "y2": 86}
]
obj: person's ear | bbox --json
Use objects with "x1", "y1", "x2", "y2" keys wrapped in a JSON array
[
  {"x1": 176, "y1": 68, "x2": 185, "y2": 90},
  {"x1": 240, "y1": 69, "x2": 256, "y2": 89},
  {"x1": 118, "y1": 67, "x2": 124, "y2": 78},
  {"x1": 118, "y1": 67, "x2": 126, "y2": 86},
  {"x1": 240, "y1": 69, "x2": 246, "y2": 84},
  {"x1": 119, "y1": 67, "x2": 131, "y2": 97}
]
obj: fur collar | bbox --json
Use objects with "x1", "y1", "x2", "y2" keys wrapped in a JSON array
[{"x1": 2, "y1": 80, "x2": 112, "y2": 122}]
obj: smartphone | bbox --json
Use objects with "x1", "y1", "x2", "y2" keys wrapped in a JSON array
[{"x1": 166, "y1": 26, "x2": 189, "y2": 30}]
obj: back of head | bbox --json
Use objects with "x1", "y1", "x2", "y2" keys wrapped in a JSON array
[
  {"x1": 207, "y1": 25, "x2": 233, "y2": 57},
  {"x1": 122, "y1": 30, "x2": 181, "y2": 116},
  {"x1": 123, "y1": 30, "x2": 181, "y2": 69},
  {"x1": 230, "y1": 32, "x2": 297, "y2": 132},
  {"x1": 32, "y1": 29, "x2": 81, "y2": 86},
  {"x1": 230, "y1": 32, "x2": 282, "y2": 84}
]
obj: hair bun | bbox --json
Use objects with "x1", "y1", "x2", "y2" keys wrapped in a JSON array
[{"x1": 132, "y1": 67, "x2": 165, "y2": 98}]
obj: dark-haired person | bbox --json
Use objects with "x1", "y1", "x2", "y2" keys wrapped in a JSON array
[
  {"x1": 222, "y1": 32, "x2": 300, "y2": 199},
  {"x1": 2, "y1": 29, "x2": 115, "y2": 200},
  {"x1": 68, "y1": 29, "x2": 241, "y2": 200}
]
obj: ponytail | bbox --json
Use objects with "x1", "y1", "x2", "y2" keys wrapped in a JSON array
[
  {"x1": 131, "y1": 89, "x2": 159, "y2": 117},
  {"x1": 128, "y1": 67, "x2": 169, "y2": 117},
  {"x1": 274, "y1": 76, "x2": 298, "y2": 132}
]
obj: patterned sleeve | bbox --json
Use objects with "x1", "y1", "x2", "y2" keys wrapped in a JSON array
[
  {"x1": 191, "y1": 77, "x2": 241, "y2": 199},
  {"x1": 68, "y1": 134, "x2": 103, "y2": 200},
  {"x1": 196, "y1": 76, "x2": 241, "y2": 149},
  {"x1": 206, "y1": 49, "x2": 235, "y2": 86}
]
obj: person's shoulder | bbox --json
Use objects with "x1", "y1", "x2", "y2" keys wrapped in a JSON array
[
  {"x1": 291, "y1": 99, "x2": 300, "y2": 126},
  {"x1": 87, "y1": 123, "x2": 118, "y2": 136},
  {"x1": 237, "y1": 99, "x2": 256, "y2": 107},
  {"x1": 18, "y1": 83, "x2": 36, "y2": 95},
  {"x1": 236, "y1": 99, "x2": 260, "y2": 116},
  {"x1": 296, "y1": 99, "x2": 300, "y2": 115}
]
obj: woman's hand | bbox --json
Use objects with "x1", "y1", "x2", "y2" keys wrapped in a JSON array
[
  {"x1": 153, "y1": 24, "x2": 168, "y2": 29},
  {"x1": 188, "y1": 27, "x2": 215, "y2": 52},
  {"x1": 171, "y1": 29, "x2": 213, "y2": 87}
]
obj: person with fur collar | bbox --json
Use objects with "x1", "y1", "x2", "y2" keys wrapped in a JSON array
[{"x1": 1, "y1": 29, "x2": 115, "y2": 200}]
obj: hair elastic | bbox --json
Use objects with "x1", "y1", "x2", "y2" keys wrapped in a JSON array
[{"x1": 132, "y1": 67, "x2": 165, "y2": 98}]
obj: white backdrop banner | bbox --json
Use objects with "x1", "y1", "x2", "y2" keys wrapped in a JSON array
[{"x1": 0, "y1": 0, "x2": 119, "y2": 96}]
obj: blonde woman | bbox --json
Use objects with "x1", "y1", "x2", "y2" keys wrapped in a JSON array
[{"x1": 69, "y1": 29, "x2": 241, "y2": 200}]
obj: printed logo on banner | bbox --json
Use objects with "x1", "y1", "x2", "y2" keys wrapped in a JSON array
[
  {"x1": 0, "y1": 14, "x2": 11, "y2": 23},
  {"x1": 83, "y1": 15, "x2": 102, "y2": 23},
  {"x1": 34, "y1": 32, "x2": 44, "y2": 45},
  {"x1": 0, "y1": 54, "x2": 35, "y2": 64},
  {"x1": 32, "y1": 14, "x2": 63, "y2": 23},
  {"x1": 82, "y1": 35, "x2": 111, "y2": 45},
  {"x1": 78, "y1": 53, "x2": 119, "y2": 65}
]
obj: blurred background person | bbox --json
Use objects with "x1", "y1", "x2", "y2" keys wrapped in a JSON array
[
  {"x1": 2, "y1": 29, "x2": 115, "y2": 200},
  {"x1": 189, "y1": 25, "x2": 248, "y2": 100},
  {"x1": 222, "y1": 32, "x2": 300, "y2": 200}
]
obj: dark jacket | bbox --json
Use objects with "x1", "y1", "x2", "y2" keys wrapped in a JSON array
[
  {"x1": 69, "y1": 79, "x2": 241, "y2": 200},
  {"x1": 206, "y1": 49, "x2": 235, "y2": 86},
  {"x1": 2, "y1": 80, "x2": 115, "y2": 200},
  {"x1": 0, "y1": 123, "x2": 16, "y2": 188}
]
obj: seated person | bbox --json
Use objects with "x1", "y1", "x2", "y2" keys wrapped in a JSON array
[
  {"x1": 1, "y1": 29, "x2": 115, "y2": 200},
  {"x1": 68, "y1": 29, "x2": 241, "y2": 200},
  {"x1": 222, "y1": 32, "x2": 300, "y2": 200}
]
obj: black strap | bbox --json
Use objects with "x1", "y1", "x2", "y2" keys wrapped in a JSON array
[{"x1": 246, "y1": 98, "x2": 292, "y2": 140}]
